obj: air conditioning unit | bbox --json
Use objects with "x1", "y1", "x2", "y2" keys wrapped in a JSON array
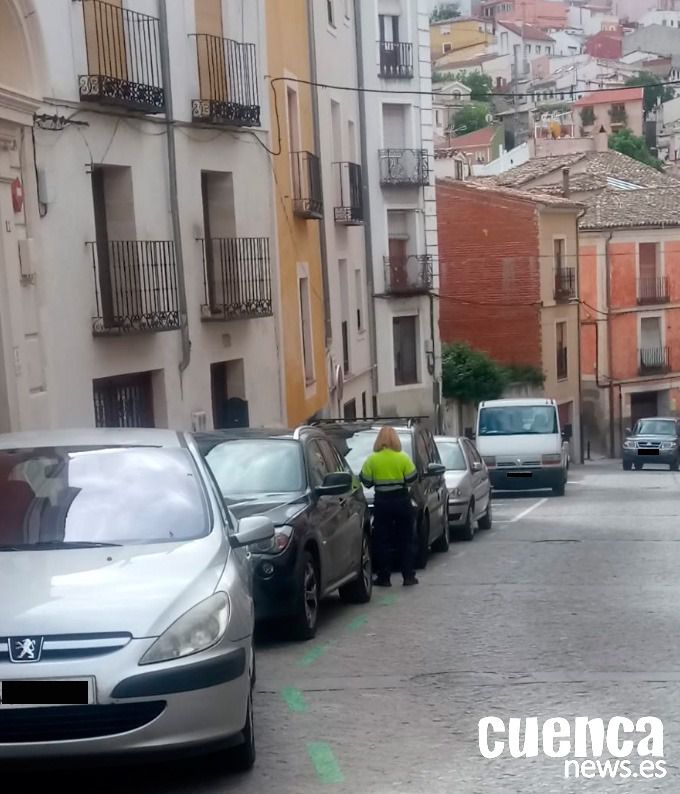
[{"x1": 191, "y1": 411, "x2": 208, "y2": 432}]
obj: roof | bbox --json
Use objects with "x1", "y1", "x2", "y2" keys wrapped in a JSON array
[
  {"x1": 442, "y1": 126, "x2": 498, "y2": 149},
  {"x1": 493, "y1": 151, "x2": 672, "y2": 190},
  {"x1": 437, "y1": 177, "x2": 584, "y2": 209},
  {"x1": 573, "y1": 86, "x2": 644, "y2": 108},
  {"x1": 434, "y1": 52, "x2": 505, "y2": 70},
  {"x1": 580, "y1": 187, "x2": 680, "y2": 230},
  {"x1": 431, "y1": 16, "x2": 486, "y2": 26},
  {"x1": 496, "y1": 20, "x2": 555, "y2": 42},
  {"x1": 0, "y1": 428, "x2": 183, "y2": 450}
]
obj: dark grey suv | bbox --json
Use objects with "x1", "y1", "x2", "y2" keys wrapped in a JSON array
[{"x1": 622, "y1": 417, "x2": 680, "y2": 471}]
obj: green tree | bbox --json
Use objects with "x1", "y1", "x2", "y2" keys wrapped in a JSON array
[
  {"x1": 453, "y1": 71, "x2": 493, "y2": 102},
  {"x1": 441, "y1": 344, "x2": 506, "y2": 405},
  {"x1": 430, "y1": 2, "x2": 461, "y2": 22},
  {"x1": 451, "y1": 102, "x2": 492, "y2": 134},
  {"x1": 625, "y1": 72, "x2": 674, "y2": 116},
  {"x1": 608, "y1": 128, "x2": 663, "y2": 171}
]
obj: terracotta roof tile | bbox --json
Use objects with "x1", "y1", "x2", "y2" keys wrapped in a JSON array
[
  {"x1": 580, "y1": 187, "x2": 680, "y2": 229},
  {"x1": 573, "y1": 86, "x2": 644, "y2": 108}
]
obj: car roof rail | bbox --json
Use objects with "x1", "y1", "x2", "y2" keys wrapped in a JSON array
[
  {"x1": 311, "y1": 416, "x2": 429, "y2": 427},
  {"x1": 293, "y1": 424, "x2": 318, "y2": 440}
]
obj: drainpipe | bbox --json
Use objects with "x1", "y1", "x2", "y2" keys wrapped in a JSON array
[
  {"x1": 605, "y1": 231, "x2": 614, "y2": 457},
  {"x1": 306, "y1": 0, "x2": 332, "y2": 351},
  {"x1": 354, "y1": 0, "x2": 380, "y2": 407},
  {"x1": 576, "y1": 208, "x2": 585, "y2": 463},
  {"x1": 159, "y1": 1, "x2": 191, "y2": 389}
]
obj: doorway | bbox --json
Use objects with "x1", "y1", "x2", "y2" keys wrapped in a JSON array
[
  {"x1": 631, "y1": 391, "x2": 659, "y2": 426},
  {"x1": 211, "y1": 359, "x2": 249, "y2": 429}
]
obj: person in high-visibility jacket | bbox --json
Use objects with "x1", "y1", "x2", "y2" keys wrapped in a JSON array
[{"x1": 360, "y1": 426, "x2": 419, "y2": 587}]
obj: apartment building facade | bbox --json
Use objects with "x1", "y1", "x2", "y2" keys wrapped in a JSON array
[
  {"x1": 355, "y1": 0, "x2": 441, "y2": 420},
  {"x1": 1, "y1": 0, "x2": 285, "y2": 432}
]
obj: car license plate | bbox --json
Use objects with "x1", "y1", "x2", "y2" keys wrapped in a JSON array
[
  {"x1": 508, "y1": 471, "x2": 533, "y2": 478},
  {"x1": 638, "y1": 449, "x2": 659, "y2": 456},
  {"x1": 0, "y1": 679, "x2": 93, "y2": 709}
]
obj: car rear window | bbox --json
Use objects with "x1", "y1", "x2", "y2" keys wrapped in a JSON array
[
  {"x1": 438, "y1": 442, "x2": 467, "y2": 471},
  {"x1": 205, "y1": 439, "x2": 306, "y2": 495},
  {"x1": 344, "y1": 431, "x2": 413, "y2": 473},
  {"x1": 0, "y1": 446, "x2": 208, "y2": 549}
]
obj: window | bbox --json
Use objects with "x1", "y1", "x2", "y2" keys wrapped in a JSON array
[
  {"x1": 299, "y1": 276, "x2": 315, "y2": 384},
  {"x1": 379, "y1": 14, "x2": 400, "y2": 44},
  {"x1": 554, "y1": 237, "x2": 565, "y2": 271},
  {"x1": 327, "y1": 0, "x2": 336, "y2": 27},
  {"x1": 546, "y1": 46, "x2": 551, "y2": 54},
  {"x1": 339, "y1": 259, "x2": 350, "y2": 373},
  {"x1": 640, "y1": 316, "x2": 663, "y2": 352},
  {"x1": 536, "y1": 45, "x2": 541, "y2": 54},
  {"x1": 455, "y1": 160, "x2": 464, "y2": 180},
  {"x1": 525, "y1": 44, "x2": 531, "y2": 55},
  {"x1": 361, "y1": 391, "x2": 367, "y2": 418},
  {"x1": 556, "y1": 321, "x2": 568, "y2": 380},
  {"x1": 479, "y1": 406, "x2": 558, "y2": 436},
  {"x1": 307, "y1": 440, "x2": 330, "y2": 488},
  {"x1": 393, "y1": 315, "x2": 418, "y2": 386},
  {"x1": 441, "y1": 26, "x2": 451, "y2": 35},
  {"x1": 93, "y1": 372, "x2": 155, "y2": 428},
  {"x1": 443, "y1": 42, "x2": 452, "y2": 53},
  {"x1": 355, "y1": 268, "x2": 365, "y2": 331},
  {"x1": 439, "y1": 441, "x2": 467, "y2": 471},
  {"x1": 343, "y1": 399, "x2": 357, "y2": 420}
]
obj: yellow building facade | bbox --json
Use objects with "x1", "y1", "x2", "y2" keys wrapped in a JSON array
[
  {"x1": 430, "y1": 17, "x2": 494, "y2": 59},
  {"x1": 266, "y1": 0, "x2": 328, "y2": 426}
]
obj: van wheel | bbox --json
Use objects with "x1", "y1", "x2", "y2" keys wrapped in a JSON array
[
  {"x1": 414, "y1": 514, "x2": 430, "y2": 569},
  {"x1": 552, "y1": 478, "x2": 566, "y2": 496}
]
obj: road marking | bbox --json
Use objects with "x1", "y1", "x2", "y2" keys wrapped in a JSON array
[
  {"x1": 378, "y1": 594, "x2": 398, "y2": 606},
  {"x1": 307, "y1": 742, "x2": 345, "y2": 784},
  {"x1": 281, "y1": 687, "x2": 308, "y2": 713},
  {"x1": 299, "y1": 644, "x2": 328, "y2": 668},
  {"x1": 347, "y1": 615, "x2": 368, "y2": 632},
  {"x1": 510, "y1": 498, "x2": 549, "y2": 523}
]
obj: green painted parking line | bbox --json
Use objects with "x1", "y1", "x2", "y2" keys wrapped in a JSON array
[
  {"x1": 347, "y1": 615, "x2": 368, "y2": 632},
  {"x1": 307, "y1": 742, "x2": 345, "y2": 784},
  {"x1": 281, "y1": 687, "x2": 308, "y2": 713},
  {"x1": 378, "y1": 594, "x2": 398, "y2": 606},
  {"x1": 299, "y1": 643, "x2": 328, "y2": 667}
]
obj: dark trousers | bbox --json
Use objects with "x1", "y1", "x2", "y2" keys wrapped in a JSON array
[{"x1": 373, "y1": 493, "x2": 415, "y2": 581}]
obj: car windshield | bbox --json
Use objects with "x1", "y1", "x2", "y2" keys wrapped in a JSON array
[
  {"x1": 205, "y1": 439, "x2": 306, "y2": 495},
  {"x1": 344, "y1": 431, "x2": 413, "y2": 474},
  {"x1": 438, "y1": 442, "x2": 467, "y2": 471},
  {"x1": 0, "y1": 446, "x2": 208, "y2": 550},
  {"x1": 479, "y1": 406, "x2": 558, "y2": 436},
  {"x1": 634, "y1": 420, "x2": 676, "y2": 436}
]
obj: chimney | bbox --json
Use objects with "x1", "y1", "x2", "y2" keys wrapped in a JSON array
[
  {"x1": 596, "y1": 124, "x2": 609, "y2": 152},
  {"x1": 562, "y1": 167, "x2": 571, "y2": 198}
]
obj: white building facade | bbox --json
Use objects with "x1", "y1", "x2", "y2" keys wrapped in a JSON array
[
  {"x1": 0, "y1": 0, "x2": 283, "y2": 432},
  {"x1": 355, "y1": 0, "x2": 441, "y2": 420}
]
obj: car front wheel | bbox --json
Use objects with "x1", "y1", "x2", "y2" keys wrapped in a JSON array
[
  {"x1": 228, "y1": 687, "x2": 256, "y2": 772},
  {"x1": 290, "y1": 551, "x2": 319, "y2": 641},
  {"x1": 478, "y1": 499, "x2": 493, "y2": 530}
]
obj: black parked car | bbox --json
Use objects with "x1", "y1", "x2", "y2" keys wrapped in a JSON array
[
  {"x1": 319, "y1": 420, "x2": 448, "y2": 569},
  {"x1": 622, "y1": 417, "x2": 680, "y2": 471},
  {"x1": 195, "y1": 428, "x2": 372, "y2": 640}
]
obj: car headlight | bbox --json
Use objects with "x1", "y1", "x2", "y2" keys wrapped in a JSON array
[
  {"x1": 448, "y1": 487, "x2": 463, "y2": 499},
  {"x1": 140, "y1": 593, "x2": 229, "y2": 665},
  {"x1": 251, "y1": 525, "x2": 293, "y2": 554},
  {"x1": 661, "y1": 441, "x2": 677, "y2": 450},
  {"x1": 623, "y1": 440, "x2": 636, "y2": 450}
]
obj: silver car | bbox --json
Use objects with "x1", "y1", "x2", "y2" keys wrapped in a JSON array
[
  {"x1": 435, "y1": 436, "x2": 492, "y2": 541},
  {"x1": 0, "y1": 429, "x2": 273, "y2": 766}
]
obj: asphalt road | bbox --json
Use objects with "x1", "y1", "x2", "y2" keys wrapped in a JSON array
[{"x1": 34, "y1": 461, "x2": 680, "y2": 792}]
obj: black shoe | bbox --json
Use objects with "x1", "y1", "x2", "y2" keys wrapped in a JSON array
[
  {"x1": 373, "y1": 577, "x2": 392, "y2": 587},
  {"x1": 403, "y1": 576, "x2": 419, "y2": 587}
]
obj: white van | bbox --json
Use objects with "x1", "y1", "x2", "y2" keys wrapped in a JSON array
[{"x1": 475, "y1": 398, "x2": 570, "y2": 496}]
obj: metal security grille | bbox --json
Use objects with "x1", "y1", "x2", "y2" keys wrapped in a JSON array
[
  {"x1": 379, "y1": 149, "x2": 429, "y2": 186},
  {"x1": 291, "y1": 151, "x2": 323, "y2": 219},
  {"x1": 93, "y1": 372, "x2": 154, "y2": 428}
]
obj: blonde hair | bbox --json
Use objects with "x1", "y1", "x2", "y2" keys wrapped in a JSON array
[{"x1": 373, "y1": 426, "x2": 402, "y2": 453}]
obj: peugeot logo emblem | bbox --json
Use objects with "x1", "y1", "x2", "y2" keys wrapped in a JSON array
[{"x1": 8, "y1": 636, "x2": 44, "y2": 663}]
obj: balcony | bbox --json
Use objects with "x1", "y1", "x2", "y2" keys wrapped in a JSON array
[
  {"x1": 639, "y1": 347, "x2": 671, "y2": 376},
  {"x1": 199, "y1": 237, "x2": 273, "y2": 321},
  {"x1": 88, "y1": 240, "x2": 180, "y2": 336},
  {"x1": 637, "y1": 276, "x2": 670, "y2": 305},
  {"x1": 379, "y1": 149, "x2": 429, "y2": 186},
  {"x1": 78, "y1": 0, "x2": 165, "y2": 114},
  {"x1": 291, "y1": 151, "x2": 323, "y2": 219},
  {"x1": 384, "y1": 255, "x2": 433, "y2": 295},
  {"x1": 378, "y1": 41, "x2": 414, "y2": 79},
  {"x1": 334, "y1": 162, "x2": 364, "y2": 225},
  {"x1": 191, "y1": 34, "x2": 260, "y2": 127},
  {"x1": 554, "y1": 267, "x2": 576, "y2": 301}
]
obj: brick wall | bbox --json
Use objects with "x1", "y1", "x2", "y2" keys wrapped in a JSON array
[{"x1": 437, "y1": 180, "x2": 543, "y2": 367}]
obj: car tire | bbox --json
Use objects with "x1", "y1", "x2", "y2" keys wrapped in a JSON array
[
  {"x1": 228, "y1": 687, "x2": 256, "y2": 772},
  {"x1": 339, "y1": 531, "x2": 373, "y2": 604},
  {"x1": 459, "y1": 500, "x2": 475, "y2": 541},
  {"x1": 623, "y1": 461, "x2": 632, "y2": 471},
  {"x1": 671, "y1": 458, "x2": 680, "y2": 472},
  {"x1": 432, "y1": 508, "x2": 450, "y2": 553},
  {"x1": 290, "y1": 551, "x2": 319, "y2": 641},
  {"x1": 478, "y1": 500, "x2": 493, "y2": 530},
  {"x1": 552, "y1": 474, "x2": 566, "y2": 496},
  {"x1": 634, "y1": 463, "x2": 643, "y2": 471},
  {"x1": 414, "y1": 513, "x2": 430, "y2": 570}
]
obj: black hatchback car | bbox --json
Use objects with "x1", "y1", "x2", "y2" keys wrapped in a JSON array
[
  {"x1": 319, "y1": 421, "x2": 448, "y2": 569},
  {"x1": 622, "y1": 417, "x2": 680, "y2": 471},
  {"x1": 195, "y1": 428, "x2": 372, "y2": 640}
]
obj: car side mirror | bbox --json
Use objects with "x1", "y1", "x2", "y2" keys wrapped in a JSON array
[
  {"x1": 426, "y1": 462, "x2": 446, "y2": 477},
  {"x1": 471, "y1": 461, "x2": 483, "y2": 473},
  {"x1": 561, "y1": 424, "x2": 573, "y2": 441},
  {"x1": 625, "y1": 427, "x2": 632, "y2": 436},
  {"x1": 230, "y1": 516, "x2": 275, "y2": 549},
  {"x1": 316, "y1": 471, "x2": 353, "y2": 497}
]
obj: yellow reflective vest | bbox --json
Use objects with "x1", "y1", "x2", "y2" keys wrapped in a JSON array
[{"x1": 360, "y1": 448, "x2": 417, "y2": 493}]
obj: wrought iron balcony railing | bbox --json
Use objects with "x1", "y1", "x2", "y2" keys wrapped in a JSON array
[
  {"x1": 87, "y1": 240, "x2": 180, "y2": 335},
  {"x1": 78, "y1": 0, "x2": 165, "y2": 113},
  {"x1": 639, "y1": 347, "x2": 671, "y2": 376},
  {"x1": 291, "y1": 151, "x2": 323, "y2": 219},
  {"x1": 333, "y1": 162, "x2": 364, "y2": 225},
  {"x1": 191, "y1": 34, "x2": 260, "y2": 127},
  {"x1": 378, "y1": 41, "x2": 414, "y2": 79},
  {"x1": 384, "y1": 255, "x2": 434, "y2": 295},
  {"x1": 199, "y1": 237, "x2": 273, "y2": 321},
  {"x1": 379, "y1": 149, "x2": 429, "y2": 186},
  {"x1": 554, "y1": 267, "x2": 576, "y2": 301},
  {"x1": 637, "y1": 276, "x2": 670, "y2": 305}
]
